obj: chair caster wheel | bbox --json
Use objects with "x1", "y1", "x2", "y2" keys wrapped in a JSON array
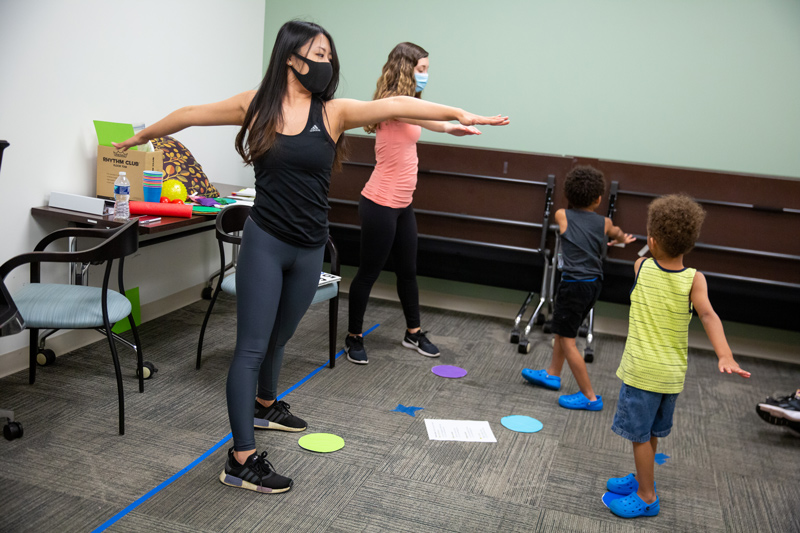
[
  {"x1": 518, "y1": 340, "x2": 532, "y2": 354},
  {"x1": 584, "y1": 349, "x2": 594, "y2": 363},
  {"x1": 510, "y1": 331, "x2": 520, "y2": 344},
  {"x1": 137, "y1": 361, "x2": 158, "y2": 379},
  {"x1": 36, "y1": 349, "x2": 56, "y2": 366},
  {"x1": 4, "y1": 421, "x2": 23, "y2": 441},
  {"x1": 201, "y1": 286, "x2": 213, "y2": 300},
  {"x1": 542, "y1": 321, "x2": 552, "y2": 334}
]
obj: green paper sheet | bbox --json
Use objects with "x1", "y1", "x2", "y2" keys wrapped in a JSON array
[
  {"x1": 111, "y1": 287, "x2": 140, "y2": 334},
  {"x1": 93, "y1": 120, "x2": 137, "y2": 150}
]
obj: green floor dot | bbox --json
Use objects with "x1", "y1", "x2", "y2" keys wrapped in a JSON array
[{"x1": 298, "y1": 433, "x2": 345, "y2": 453}]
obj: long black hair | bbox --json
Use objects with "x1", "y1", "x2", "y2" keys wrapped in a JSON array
[{"x1": 235, "y1": 20, "x2": 346, "y2": 169}]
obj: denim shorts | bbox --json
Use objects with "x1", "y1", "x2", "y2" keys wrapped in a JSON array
[
  {"x1": 611, "y1": 383, "x2": 679, "y2": 443},
  {"x1": 550, "y1": 279, "x2": 602, "y2": 338}
]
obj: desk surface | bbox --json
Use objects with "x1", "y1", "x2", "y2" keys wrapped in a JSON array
[{"x1": 31, "y1": 183, "x2": 241, "y2": 236}]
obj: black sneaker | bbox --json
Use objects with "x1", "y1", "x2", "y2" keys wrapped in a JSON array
[
  {"x1": 254, "y1": 400, "x2": 307, "y2": 431},
  {"x1": 345, "y1": 335, "x2": 368, "y2": 364},
  {"x1": 219, "y1": 448, "x2": 293, "y2": 494},
  {"x1": 402, "y1": 330, "x2": 440, "y2": 357},
  {"x1": 756, "y1": 390, "x2": 800, "y2": 432}
]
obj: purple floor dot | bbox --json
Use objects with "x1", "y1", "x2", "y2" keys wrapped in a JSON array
[{"x1": 431, "y1": 365, "x2": 467, "y2": 378}]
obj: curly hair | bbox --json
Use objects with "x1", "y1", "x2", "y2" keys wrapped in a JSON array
[
  {"x1": 647, "y1": 194, "x2": 706, "y2": 258},
  {"x1": 564, "y1": 166, "x2": 606, "y2": 208},
  {"x1": 364, "y1": 42, "x2": 428, "y2": 134}
]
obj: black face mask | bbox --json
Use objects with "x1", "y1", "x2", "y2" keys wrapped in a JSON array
[{"x1": 290, "y1": 54, "x2": 333, "y2": 95}]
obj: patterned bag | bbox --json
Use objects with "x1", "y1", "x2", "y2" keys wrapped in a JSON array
[{"x1": 149, "y1": 136, "x2": 220, "y2": 198}]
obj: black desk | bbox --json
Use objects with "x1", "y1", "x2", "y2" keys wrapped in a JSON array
[{"x1": 31, "y1": 183, "x2": 241, "y2": 285}]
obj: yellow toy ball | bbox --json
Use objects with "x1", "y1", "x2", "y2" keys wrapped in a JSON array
[{"x1": 161, "y1": 180, "x2": 187, "y2": 202}]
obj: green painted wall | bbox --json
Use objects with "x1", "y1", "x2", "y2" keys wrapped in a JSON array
[{"x1": 264, "y1": 0, "x2": 800, "y2": 178}]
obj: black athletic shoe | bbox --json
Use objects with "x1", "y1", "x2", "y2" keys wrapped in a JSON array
[
  {"x1": 756, "y1": 390, "x2": 800, "y2": 433},
  {"x1": 219, "y1": 448, "x2": 293, "y2": 494},
  {"x1": 402, "y1": 330, "x2": 440, "y2": 357},
  {"x1": 345, "y1": 335, "x2": 368, "y2": 364},
  {"x1": 254, "y1": 400, "x2": 307, "y2": 431}
]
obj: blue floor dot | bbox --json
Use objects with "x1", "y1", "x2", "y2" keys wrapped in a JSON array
[{"x1": 501, "y1": 415, "x2": 543, "y2": 433}]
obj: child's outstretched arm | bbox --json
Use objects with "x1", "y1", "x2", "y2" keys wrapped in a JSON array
[
  {"x1": 690, "y1": 271, "x2": 751, "y2": 378},
  {"x1": 604, "y1": 217, "x2": 635, "y2": 246}
]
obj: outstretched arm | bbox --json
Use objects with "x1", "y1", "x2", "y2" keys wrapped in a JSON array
[
  {"x1": 328, "y1": 96, "x2": 508, "y2": 139},
  {"x1": 604, "y1": 217, "x2": 635, "y2": 246},
  {"x1": 690, "y1": 271, "x2": 751, "y2": 378},
  {"x1": 399, "y1": 118, "x2": 482, "y2": 136},
  {"x1": 112, "y1": 91, "x2": 256, "y2": 150}
]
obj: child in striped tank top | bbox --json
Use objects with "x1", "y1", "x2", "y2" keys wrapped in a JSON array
[{"x1": 605, "y1": 194, "x2": 750, "y2": 519}]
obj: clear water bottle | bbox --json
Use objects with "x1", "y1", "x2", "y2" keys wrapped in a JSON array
[{"x1": 113, "y1": 171, "x2": 130, "y2": 221}]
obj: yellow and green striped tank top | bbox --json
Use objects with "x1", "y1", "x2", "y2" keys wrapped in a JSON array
[{"x1": 617, "y1": 258, "x2": 696, "y2": 394}]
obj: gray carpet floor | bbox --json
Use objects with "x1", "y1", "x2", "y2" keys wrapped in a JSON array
[{"x1": 0, "y1": 293, "x2": 798, "y2": 532}]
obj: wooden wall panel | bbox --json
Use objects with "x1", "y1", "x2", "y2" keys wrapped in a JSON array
[{"x1": 329, "y1": 135, "x2": 800, "y2": 330}]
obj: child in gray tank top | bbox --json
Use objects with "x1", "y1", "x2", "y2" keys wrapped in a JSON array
[{"x1": 522, "y1": 166, "x2": 634, "y2": 411}]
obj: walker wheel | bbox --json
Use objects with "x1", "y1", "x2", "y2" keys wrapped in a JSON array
[
  {"x1": 584, "y1": 348, "x2": 594, "y2": 363},
  {"x1": 510, "y1": 331, "x2": 520, "y2": 344},
  {"x1": 542, "y1": 321, "x2": 552, "y2": 334},
  {"x1": 518, "y1": 340, "x2": 532, "y2": 354},
  {"x1": 3, "y1": 421, "x2": 23, "y2": 441},
  {"x1": 137, "y1": 361, "x2": 158, "y2": 379},
  {"x1": 36, "y1": 349, "x2": 56, "y2": 366}
]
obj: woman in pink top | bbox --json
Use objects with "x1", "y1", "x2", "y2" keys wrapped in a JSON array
[{"x1": 345, "y1": 42, "x2": 501, "y2": 364}]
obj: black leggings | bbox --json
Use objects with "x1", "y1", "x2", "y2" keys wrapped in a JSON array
[
  {"x1": 226, "y1": 218, "x2": 324, "y2": 451},
  {"x1": 348, "y1": 195, "x2": 420, "y2": 334}
]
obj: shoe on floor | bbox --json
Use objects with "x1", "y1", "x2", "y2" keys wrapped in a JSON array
[
  {"x1": 219, "y1": 448, "x2": 293, "y2": 494},
  {"x1": 521, "y1": 368, "x2": 561, "y2": 390},
  {"x1": 608, "y1": 493, "x2": 659, "y2": 518},
  {"x1": 402, "y1": 330, "x2": 440, "y2": 357},
  {"x1": 757, "y1": 389, "x2": 800, "y2": 423},
  {"x1": 606, "y1": 474, "x2": 656, "y2": 495},
  {"x1": 607, "y1": 473, "x2": 639, "y2": 495},
  {"x1": 254, "y1": 400, "x2": 307, "y2": 431},
  {"x1": 558, "y1": 391, "x2": 603, "y2": 411},
  {"x1": 345, "y1": 335, "x2": 368, "y2": 364}
]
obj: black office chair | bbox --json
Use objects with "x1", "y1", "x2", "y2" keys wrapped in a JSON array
[
  {"x1": 0, "y1": 219, "x2": 144, "y2": 435},
  {"x1": 0, "y1": 140, "x2": 25, "y2": 440},
  {"x1": 197, "y1": 204, "x2": 340, "y2": 369}
]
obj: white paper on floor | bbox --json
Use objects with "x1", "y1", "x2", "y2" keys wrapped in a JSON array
[{"x1": 424, "y1": 419, "x2": 497, "y2": 442}]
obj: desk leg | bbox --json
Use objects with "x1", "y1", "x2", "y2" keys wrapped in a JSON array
[{"x1": 68, "y1": 236, "x2": 90, "y2": 286}]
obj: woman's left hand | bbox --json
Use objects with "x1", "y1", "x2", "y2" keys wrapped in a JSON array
[{"x1": 446, "y1": 124, "x2": 482, "y2": 136}]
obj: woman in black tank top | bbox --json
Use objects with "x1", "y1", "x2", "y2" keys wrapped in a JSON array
[{"x1": 114, "y1": 20, "x2": 508, "y2": 494}]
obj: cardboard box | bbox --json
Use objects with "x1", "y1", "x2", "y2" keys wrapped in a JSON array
[{"x1": 96, "y1": 145, "x2": 163, "y2": 201}]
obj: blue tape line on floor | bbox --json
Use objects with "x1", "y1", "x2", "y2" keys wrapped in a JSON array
[{"x1": 91, "y1": 323, "x2": 380, "y2": 533}]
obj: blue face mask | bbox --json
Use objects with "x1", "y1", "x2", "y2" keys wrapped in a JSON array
[{"x1": 414, "y1": 72, "x2": 428, "y2": 93}]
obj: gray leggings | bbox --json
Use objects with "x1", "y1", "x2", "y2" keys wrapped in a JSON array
[{"x1": 226, "y1": 217, "x2": 324, "y2": 451}]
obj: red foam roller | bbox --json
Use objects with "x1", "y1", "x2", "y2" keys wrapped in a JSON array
[{"x1": 129, "y1": 201, "x2": 193, "y2": 218}]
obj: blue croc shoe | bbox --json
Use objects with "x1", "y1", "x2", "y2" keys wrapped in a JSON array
[
  {"x1": 607, "y1": 473, "x2": 638, "y2": 495},
  {"x1": 558, "y1": 391, "x2": 603, "y2": 411},
  {"x1": 521, "y1": 369, "x2": 561, "y2": 390},
  {"x1": 608, "y1": 493, "x2": 660, "y2": 518},
  {"x1": 607, "y1": 474, "x2": 657, "y2": 495}
]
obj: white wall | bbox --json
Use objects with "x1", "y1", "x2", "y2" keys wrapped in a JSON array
[{"x1": 0, "y1": 0, "x2": 265, "y2": 369}]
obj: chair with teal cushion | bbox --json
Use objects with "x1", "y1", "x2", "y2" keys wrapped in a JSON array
[
  {"x1": 0, "y1": 219, "x2": 144, "y2": 435},
  {"x1": 197, "y1": 204, "x2": 340, "y2": 369}
]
